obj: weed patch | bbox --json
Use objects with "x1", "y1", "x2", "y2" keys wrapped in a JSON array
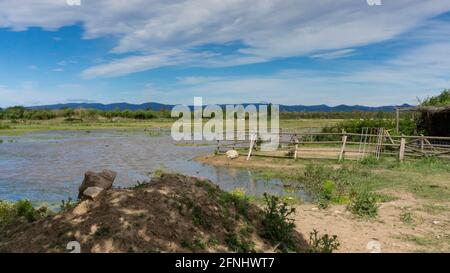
[
  {"x1": 261, "y1": 193, "x2": 296, "y2": 252},
  {"x1": 308, "y1": 229, "x2": 340, "y2": 253},
  {"x1": 347, "y1": 190, "x2": 379, "y2": 218}
]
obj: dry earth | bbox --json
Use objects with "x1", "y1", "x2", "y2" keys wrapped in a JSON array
[
  {"x1": 295, "y1": 191, "x2": 450, "y2": 253},
  {"x1": 0, "y1": 173, "x2": 308, "y2": 253}
]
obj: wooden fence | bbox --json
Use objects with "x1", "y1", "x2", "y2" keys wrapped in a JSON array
[{"x1": 215, "y1": 128, "x2": 450, "y2": 162}]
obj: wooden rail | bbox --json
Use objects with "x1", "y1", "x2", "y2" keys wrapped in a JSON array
[{"x1": 215, "y1": 128, "x2": 450, "y2": 162}]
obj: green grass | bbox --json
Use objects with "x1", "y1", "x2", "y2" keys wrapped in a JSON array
[
  {"x1": 0, "y1": 118, "x2": 174, "y2": 136},
  {"x1": 0, "y1": 118, "x2": 341, "y2": 136},
  {"x1": 249, "y1": 156, "x2": 450, "y2": 207}
]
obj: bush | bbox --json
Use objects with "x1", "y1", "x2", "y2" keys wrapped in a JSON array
[
  {"x1": 15, "y1": 200, "x2": 39, "y2": 222},
  {"x1": 0, "y1": 201, "x2": 16, "y2": 230},
  {"x1": 322, "y1": 118, "x2": 416, "y2": 137},
  {"x1": 261, "y1": 193, "x2": 296, "y2": 252},
  {"x1": 421, "y1": 89, "x2": 450, "y2": 107},
  {"x1": 308, "y1": 229, "x2": 340, "y2": 253},
  {"x1": 0, "y1": 199, "x2": 48, "y2": 233},
  {"x1": 347, "y1": 190, "x2": 379, "y2": 218},
  {"x1": 302, "y1": 164, "x2": 355, "y2": 206}
]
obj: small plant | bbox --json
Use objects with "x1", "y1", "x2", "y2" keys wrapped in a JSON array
[
  {"x1": 224, "y1": 232, "x2": 255, "y2": 253},
  {"x1": 60, "y1": 197, "x2": 77, "y2": 212},
  {"x1": 347, "y1": 190, "x2": 379, "y2": 218},
  {"x1": 317, "y1": 180, "x2": 335, "y2": 209},
  {"x1": 152, "y1": 166, "x2": 166, "y2": 179},
  {"x1": 192, "y1": 237, "x2": 207, "y2": 250},
  {"x1": 261, "y1": 193, "x2": 296, "y2": 252},
  {"x1": 400, "y1": 210, "x2": 413, "y2": 224},
  {"x1": 359, "y1": 156, "x2": 379, "y2": 166},
  {"x1": 308, "y1": 229, "x2": 340, "y2": 253}
]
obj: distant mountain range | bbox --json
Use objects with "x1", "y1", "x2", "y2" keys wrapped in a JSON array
[{"x1": 28, "y1": 102, "x2": 414, "y2": 112}]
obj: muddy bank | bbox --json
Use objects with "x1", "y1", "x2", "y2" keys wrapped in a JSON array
[{"x1": 0, "y1": 173, "x2": 308, "y2": 253}]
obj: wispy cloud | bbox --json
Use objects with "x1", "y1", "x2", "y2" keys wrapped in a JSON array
[
  {"x1": 1, "y1": 1, "x2": 450, "y2": 78},
  {"x1": 311, "y1": 49, "x2": 356, "y2": 60}
]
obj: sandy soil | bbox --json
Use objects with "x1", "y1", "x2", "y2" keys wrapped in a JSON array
[{"x1": 294, "y1": 191, "x2": 450, "y2": 253}]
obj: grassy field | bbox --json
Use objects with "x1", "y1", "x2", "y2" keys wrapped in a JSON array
[
  {"x1": 0, "y1": 118, "x2": 343, "y2": 136},
  {"x1": 0, "y1": 118, "x2": 175, "y2": 136}
]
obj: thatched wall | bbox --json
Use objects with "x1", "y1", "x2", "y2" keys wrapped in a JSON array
[{"x1": 417, "y1": 107, "x2": 450, "y2": 136}]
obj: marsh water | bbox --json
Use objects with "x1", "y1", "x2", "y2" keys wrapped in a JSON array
[{"x1": 0, "y1": 130, "x2": 312, "y2": 205}]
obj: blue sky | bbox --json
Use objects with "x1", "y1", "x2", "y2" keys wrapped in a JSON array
[{"x1": 1, "y1": 0, "x2": 450, "y2": 107}]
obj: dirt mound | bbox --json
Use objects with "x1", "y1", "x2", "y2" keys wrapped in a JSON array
[{"x1": 0, "y1": 173, "x2": 307, "y2": 253}]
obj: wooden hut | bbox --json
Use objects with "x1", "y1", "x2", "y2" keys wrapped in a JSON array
[{"x1": 416, "y1": 106, "x2": 450, "y2": 137}]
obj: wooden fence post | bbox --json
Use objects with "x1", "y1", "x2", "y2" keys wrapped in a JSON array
[
  {"x1": 339, "y1": 134, "x2": 347, "y2": 162},
  {"x1": 294, "y1": 143, "x2": 298, "y2": 160},
  {"x1": 420, "y1": 134, "x2": 424, "y2": 153},
  {"x1": 399, "y1": 137, "x2": 406, "y2": 163},
  {"x1": 247, "y1": 134, "x2": 256, "y2": 161}
]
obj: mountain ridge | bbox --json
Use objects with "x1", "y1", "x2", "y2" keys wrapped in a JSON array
[{"x1": 28, "y1": 102, "x2": 414, "y2": 112}]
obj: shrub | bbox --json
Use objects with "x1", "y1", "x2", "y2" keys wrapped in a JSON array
[
  {"x1": 347, "y1": 190, "x2": 379, "y2": 218},
  {"x1": 15, "y1": 199, "x2": 39, "y2": 222},
  {"x1": 1, "y1": 199, "x2": 47, "y2": 233},
  {"x1": 0, "y1": 201, "x2": 16, "y2": 230},
  {"x1": 322, "y1": 118, "x2": 416, "y2": 137},
  {"x1": 261, "y1": 193, "x2": 296, "y2": 252},
  {"x1": 308, "y1": 229, "x2": 340, "y2": 253},
  {"x1": 421, "y1": 89, "x2": 450, "y2": 107}
]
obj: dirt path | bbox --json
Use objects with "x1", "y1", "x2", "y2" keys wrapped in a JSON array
[{"x1": 294, "y1": 192, "x2": 450, "y2": 253}]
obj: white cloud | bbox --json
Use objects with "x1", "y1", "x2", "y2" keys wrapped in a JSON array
[
  {"x1": 311, "y1": 49, "x2": 356, "y2": 60},
  {"x1": 1, "y1": 0, "x2": 450, "y2": 77},
  {"x1": 158, "y1": 41, "x2": 450, "y2": 106}
]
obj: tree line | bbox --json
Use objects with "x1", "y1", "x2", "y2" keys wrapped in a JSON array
[{"x1": 0, "y1": 106, "x2": 172, "y2": 120}]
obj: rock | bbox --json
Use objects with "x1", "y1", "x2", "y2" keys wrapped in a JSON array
[
  {"x1": 82, "y1": 187, "x2": 104, "y2": 200},
  {"x1": 366, "y1": 240, "x2": 382, "y2": 253},
  {"x1": 78, "y1": 169, "x2": 117, "y2": 199},
  {"x1": 225, "y1": 149, "x2": 239, "y2": 159}
]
